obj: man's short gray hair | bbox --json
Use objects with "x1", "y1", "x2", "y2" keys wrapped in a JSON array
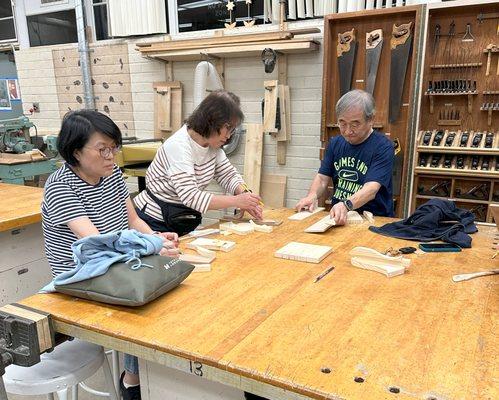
[{"x1": 335, "y1": 89, "x2": 376, "y2": 121}]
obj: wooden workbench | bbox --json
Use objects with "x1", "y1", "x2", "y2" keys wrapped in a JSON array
[
  {"x1": 0, "y1": 183, "x2": 44, "y2": 232},
  {"x1": 0, "y1": 183, "x2": 51, "y2": 305},
  {"x1": 19, "y1": 209, "x2": 498, "y2": 399}
]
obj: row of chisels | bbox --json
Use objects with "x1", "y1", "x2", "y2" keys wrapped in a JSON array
[{"x1": 337, "y1": 22, "x2": 413, "y2": 123}]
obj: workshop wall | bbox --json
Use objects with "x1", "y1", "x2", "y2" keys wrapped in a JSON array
[{"x1": 14, "y1": 22, "x2": 324, "y2": 219}]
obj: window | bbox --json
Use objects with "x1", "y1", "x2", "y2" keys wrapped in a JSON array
[
  {"x1": 93, "y1": 0, "x2": 109, "y2": 40},
  {"x1": 27, "y1": 10, "x2": 77, "y2": 47},
  {"x1": 0, "y1": 1, "x2": 16, "y2": 43},
  {"x1": 177, "y1": 0, "x2": 265, "y2": 33}
]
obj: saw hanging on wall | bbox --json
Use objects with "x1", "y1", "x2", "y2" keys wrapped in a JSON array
[
  {"x1": 365, "y1": 29, "x2": 383, "y2": 95},
  {"x1": 389, "y1": 22, "x2": 413, "y2": 123},
  {"x1": 337, "y1": 28, "x2": 357, "y2": 97}
]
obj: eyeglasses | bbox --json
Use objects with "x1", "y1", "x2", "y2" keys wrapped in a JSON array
[
  {"x1": 224, "y1": 124, "x2": 237, "y2": 136},
  {"x1": 338, "y1": 121, "x2": 363, "y2": 131},
  {"x1": 86, "y1": 145, "x2": 122, "y2": 158}
]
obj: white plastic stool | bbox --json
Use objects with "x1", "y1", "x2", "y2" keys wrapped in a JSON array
[{"x1": 3, "y1": 339, "x2": 118, "y2": 400}]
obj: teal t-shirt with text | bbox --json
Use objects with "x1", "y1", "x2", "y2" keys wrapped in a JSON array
[{"x1": 319, "y1": 131, "x2": 394, "y2": 217}]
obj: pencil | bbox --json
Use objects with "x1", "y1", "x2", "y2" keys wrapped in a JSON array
[
  {"x1": 241, "y1": 183, "x2": 264, "y2": 206},
  {"x1": 313, "y1": 265, "x2": 335, "y2": 283}
]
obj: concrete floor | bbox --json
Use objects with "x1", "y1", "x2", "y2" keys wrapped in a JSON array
[{"x1": 4, "y1": 352, "x2": 121, "y2": 400}]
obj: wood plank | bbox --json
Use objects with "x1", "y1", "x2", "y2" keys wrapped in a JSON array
[
  {"x1": 137, "y1": 31, "x2": 294, "y2": 52},
  {"x1": 0, "y1": 184, "x2": 43, "y2": 232},
  {"x1": 260, "y1": 174, "x2": 287, "y2": 208},
  {"x1": 150, "y1": 40, "x2": 319, "y2": 62},
  {"x1": 153, "y1": 81, "x2": 183, "y2": 139},
  {"x1": 243, "y1": 123, "x2": 264, "y2": 194}
]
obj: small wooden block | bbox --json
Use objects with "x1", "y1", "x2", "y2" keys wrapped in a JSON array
[
  {"x1": 187, "y1": 238, "x2": 236, "y2": 252},
  {"x1": 179, "y1": 228, "x2": 220, "y2": 241},
  {"x1": 288, "y1": 207, "x2": 325, "y2": 221},
  {"x1": 192, "y1": 264, "x2": 211, "y2": 273},
  {"x1": 304, "y1": 215, "x2": 336, "y2": 233},
  {"x1": 249, "y1": 220, "x2": 273, "y2": 233},
  {"x1": 219, "y1": 222, "x2": 254, "y2": 235},
  {"x1": 275, "y1": 242, "x2": 333, "y2": 264},
  {"x1": 179, "y1": 253, "x2": 215, "y2": 264},
  {"x1": 363, "y1": 211, "x2": 375, "y2": 223},
  {"x1": 350, "y1": 247, "x2": 409, "y2": 277}
]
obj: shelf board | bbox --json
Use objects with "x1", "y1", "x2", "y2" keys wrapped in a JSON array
[
  {"x1": 424, "y1": 91, "x2": 478, "y2": 96},
  {"x1": 417, "y1": 146, "x2": 499, "y2": 155},
  {"x1": 139, "y1": 39, "x2": 320, "y2": 62},
  {"x1": 415, "y1": 167, "x2": 499, "y2": 179},
  {"x1": 415, "y1": 195, "x2": 490, "y2": 205}
]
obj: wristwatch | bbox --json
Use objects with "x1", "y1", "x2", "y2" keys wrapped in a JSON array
[{"x1": 343, "y1": 199, "x2": 354, "y2": 211}]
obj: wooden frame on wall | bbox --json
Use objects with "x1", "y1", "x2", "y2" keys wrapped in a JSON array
[
  {"x1": 321, "y1": 5, "x2": 425, "y2": 218},
  {"x1": 410, "y1": 0, "x2": 499, "y2": 224}
]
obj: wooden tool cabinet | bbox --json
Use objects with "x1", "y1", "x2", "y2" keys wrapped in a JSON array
[
  {"x1": 321, "y1": 6, "x2": 424, "y2": 218},
  {"x1": 412, "y1": 1, "x2": 499, "y2": 224}
]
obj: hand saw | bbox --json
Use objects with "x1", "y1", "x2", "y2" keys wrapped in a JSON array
[
  {"x1": 337, "y1": 28, "x2": 357, "y2": 97},
  {"x1": 365, "y1": 29, "x2": 383, "y2": 95},
  {"x1": 389, "y1": 22, "x2": 413, "y2": 123}
]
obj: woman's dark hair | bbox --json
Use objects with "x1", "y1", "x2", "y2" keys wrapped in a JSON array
[
  {"x1": 186, "y1": 90, "x2": 244, "y2": 138},
  {"x1": 57, "y1": 110, "x2": 122, "y2": 166}
]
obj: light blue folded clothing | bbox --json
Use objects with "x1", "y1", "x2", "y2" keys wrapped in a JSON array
[{"x1": 42, "y1": 229, "x2": 163, "y2": 292}]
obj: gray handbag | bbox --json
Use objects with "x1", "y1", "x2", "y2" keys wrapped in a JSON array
[{"x1": 55, "y1": 255, "x2": 194, "y2": 306}]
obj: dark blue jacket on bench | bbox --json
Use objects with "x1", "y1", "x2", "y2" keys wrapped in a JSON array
[{"x1": 369, "y1": 199, "x2": 478, "y2": 248}]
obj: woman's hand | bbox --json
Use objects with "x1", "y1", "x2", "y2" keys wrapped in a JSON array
[
  {"x1": 234, "y1": 192, "x2": 262, "y2": 209},
  {"x1": 155, "y1": 231, "x2": 179, "y2": 245},
  {"x1": 159, "y1": 239, "x2": 181, "y2": 257},
  {"x1": 234, "y1": 192, "x2": 263, "y2": 220}
]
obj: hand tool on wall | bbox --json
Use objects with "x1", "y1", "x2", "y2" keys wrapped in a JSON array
[
  {"x1": 485, "y1": 44, "x2": 498, "y2": 76},
  {"x1": 443, "y1": 154, "x2": 453, "y2": 168},
  {"x1": 459, "y1": 131, "x2": 470, "y2": 147},
  {"x1": 337, "y1": 28, "x2": 357, "y2": 97},
  {"x1": 432, "y1": 130, "x2": 444, "y2": 146},
  {"x1": 469, "y1": 204, "x2": 487, "y2": 221},
  {"x1": 365, "y1": 29, "x2": 383, "y2": 95},
  {"x1": 429, "y1": 181, "x2": 451, "y2": 196},
  {"x1": 456, "y1": 183, "x2": 489, "y2": 200},
  {"x1": 485, "y1": 132, "x2": 494, "y2": 148},
  {"x1": 471, "y1": 132, "x2": 483, "y2": 147},
  {"x1": 445, "y1": 131, "x2": 456, "y2": 146},
  {"x1": 389, "y1": 22, "x2": 413, "y2": 123},
  {"x1": 481, "y1": 157, "x2": 490, "y2": 171}
]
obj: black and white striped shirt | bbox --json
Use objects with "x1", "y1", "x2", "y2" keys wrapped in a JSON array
[
  {"x1": 42, "y1": 163, "x2": 129, "y2": 277},
  {"x1": 133, "y1": 125, "x2": 244, "y2": 221}
]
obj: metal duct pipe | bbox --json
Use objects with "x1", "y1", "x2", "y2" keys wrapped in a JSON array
[
  {"x1": 75, "y1": 0, "x2": 95, "y2": 110},
  {"x1": 193, "y1": 61, "x2": 224, "y2": 109}
]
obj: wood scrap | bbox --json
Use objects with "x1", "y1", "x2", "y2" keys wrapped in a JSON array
[
  {"x1": 288, "y1": 207, "x2": 325, "y2": 221},
  {"x1": 304, "y1": 211, "x2": 363, "y2": 233},
  {"x1": 275, "y1": 242, "x2": 333, "y2": 264},
  {"x1": 219, "y1": 215, "x2": 282, "y2": 226},
  {"x1": 179, "y1": 228, "x2": 220, "y2": 241},
  {"x1": 249, "y1": 219, "x2": 273, "y2": 233},
  {"x1": 260, "y1": 174, "x2": 286, "y2": 208},
  {"x1": 243, "y1": 123, "x2": 264, "y2": 194},
  {"x1": 179, "y1": 253, "x2": 215, "y2": 264},
  {"x1": 186, "y1": 238, "x2": 236, "y2": 252},
  {"x1": 350, "y1": 247, "x2": 409, "y2": 277},
  {"x1": 219, "y1": 221, "x2": 254, "y2": 235},
  {"x1": 363, "y1": 210, "x2": 375, "y2": 223},
  {"x1": 192, "y1": 264, "x2": 212, "y2": 273}
]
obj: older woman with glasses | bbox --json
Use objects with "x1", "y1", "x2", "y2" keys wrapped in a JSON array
[
  {"x1": 133, "y1": 90, "x2": 263, "y2": 236},
  {"x1": 42, "y1": 110, "x2": 179, "y2": 400}
]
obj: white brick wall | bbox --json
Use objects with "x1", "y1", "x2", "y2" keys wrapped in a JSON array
[{"x1": 15, "y1": 22, "x2": 325, "y2": 223}]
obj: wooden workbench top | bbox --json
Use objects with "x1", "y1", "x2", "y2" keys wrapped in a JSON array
[
  {"x1": 20, "y1": 209, "x2": 498, "y2": 399},
  {"x1": 0, "y1": 183, "x2": 43, "y2": 232}
]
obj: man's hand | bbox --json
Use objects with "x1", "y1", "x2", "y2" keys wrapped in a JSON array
[
  {"x1": 330, "y1": 202, "x2": 348, "y2": 225},
  {"x1": 295, "y1": 194, "x2": 317, "y2": 212}
]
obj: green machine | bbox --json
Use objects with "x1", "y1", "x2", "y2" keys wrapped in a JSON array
[{"x1": 0, "y1": 116, "x2": 58, "y2": 185}]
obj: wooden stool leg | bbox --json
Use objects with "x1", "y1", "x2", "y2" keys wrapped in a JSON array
[
  {"x1": 71, "y1": 385, "x2": 78, "y2": 400},
  {"x1": 102, "y1": 356, "x2": 119, "y2": 400},
  {"x1": 56, "y1": 388, "x2": 68, "y2": 400}
]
